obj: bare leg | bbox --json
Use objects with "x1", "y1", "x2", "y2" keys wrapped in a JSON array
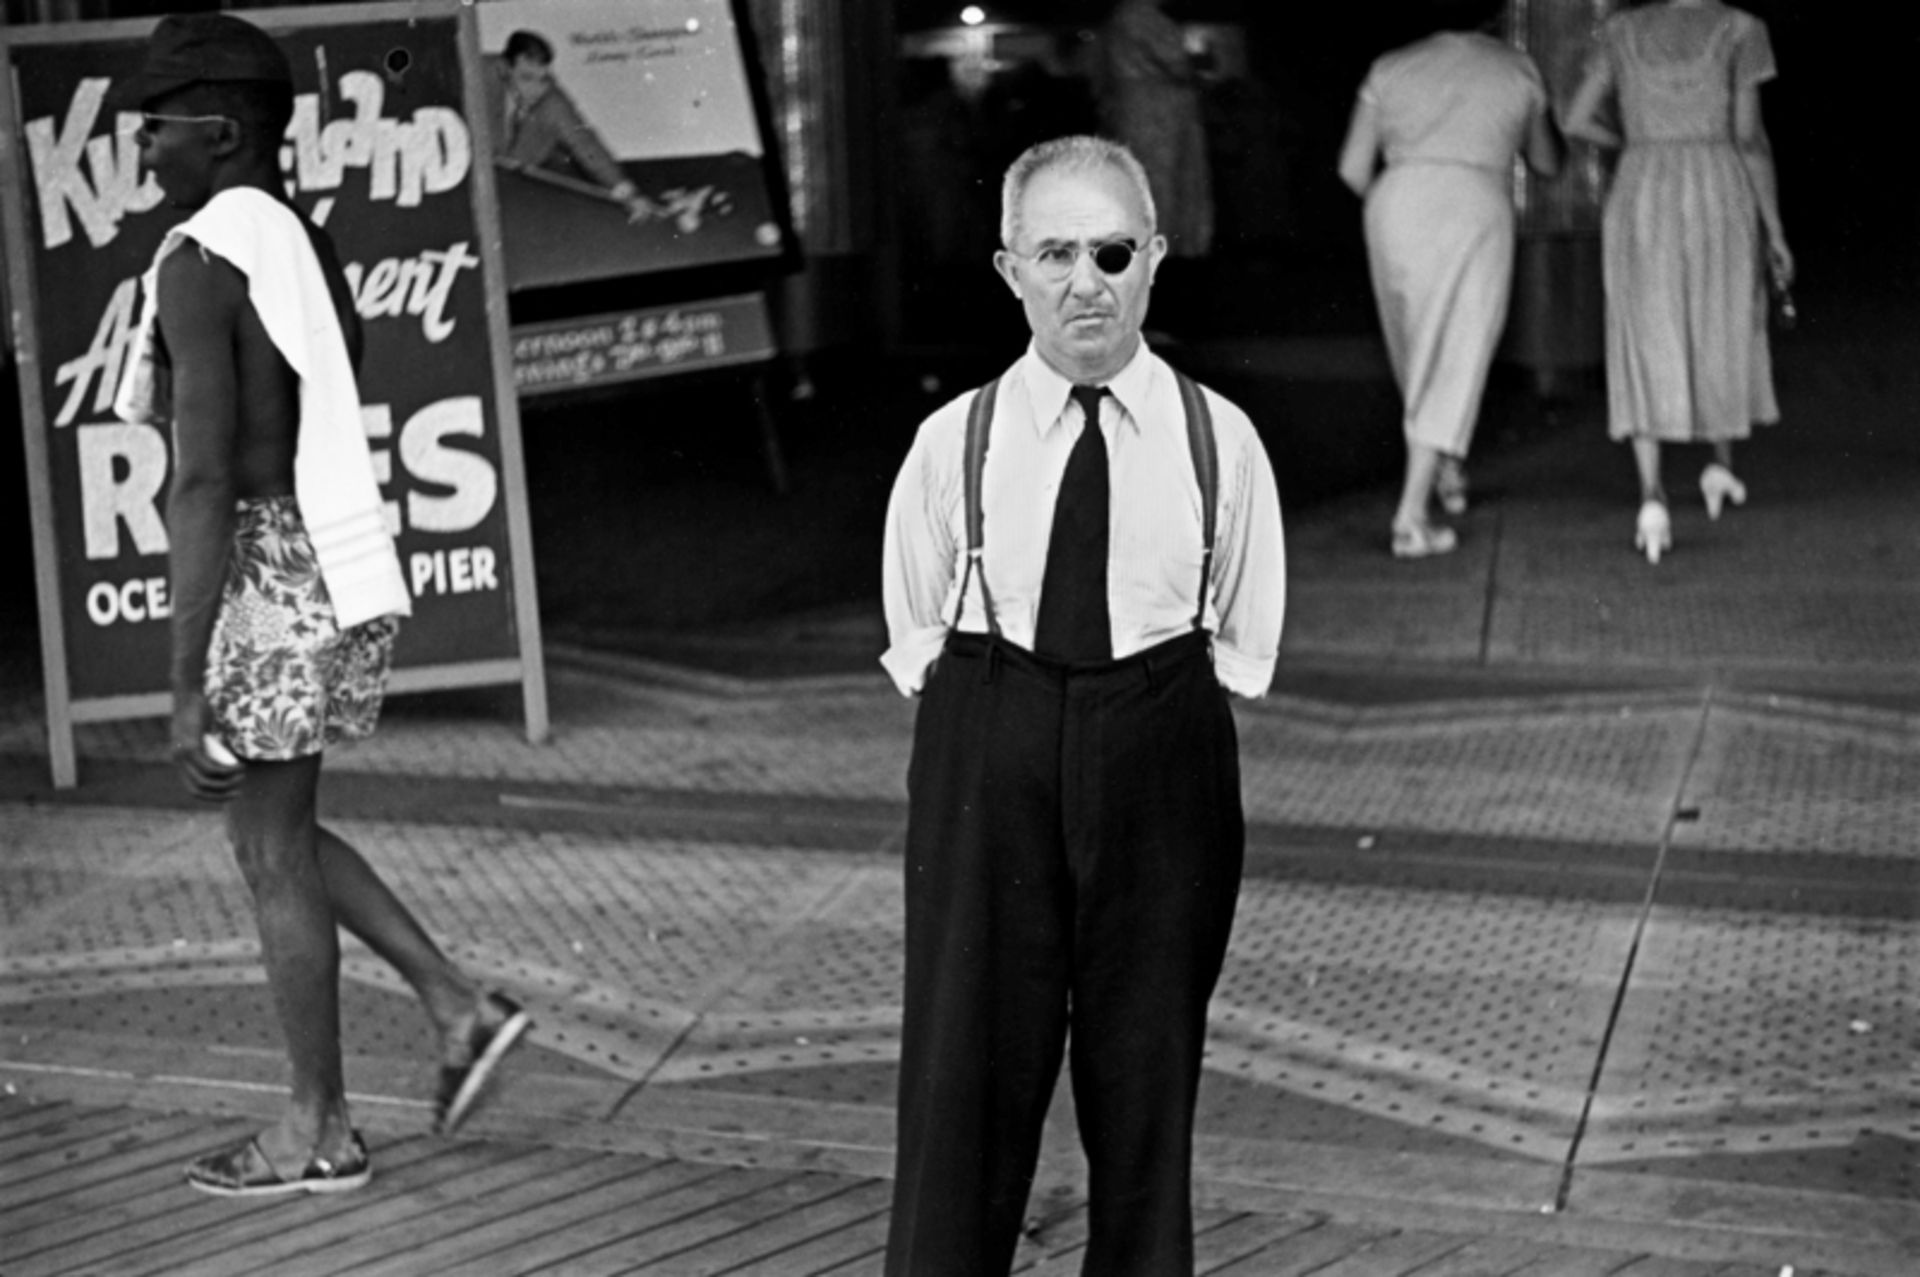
[
  {"x1": 1434, "y1": 452, "x2": 1468, "y2": 515},
  {"x1": 224, "y1": 755, "x2": 356, "y2": 1168},
  {"x1": 1631, "y1": 437, "x2": 1665, "y2": 504},
  {"x1": 1394, "y1": 442, "x2": 1443, "y2": 529},
  {"x1": 316, "y1": 826, "x2": 480, "y2": 1055},
  {"x1": 226, "y1": 755, "x2": 499, "y2": 1172},
  {"x1": 1712, "y1": 440, "x2": 1735, "y2": 470},
  {"x1": 1629, "y1": 436, "x2": 1674, "y2": 562}
]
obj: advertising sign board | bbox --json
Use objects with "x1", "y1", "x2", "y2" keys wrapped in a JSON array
[
  {"x1": 0, "y1": 1, "x2": 548, "y2": 786},
  {"x1": 474, "y1": 0, "x2": 794, "y2": 292}
]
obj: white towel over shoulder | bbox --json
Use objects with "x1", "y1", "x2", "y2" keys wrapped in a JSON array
[{"x1": 117, "y1": 185, "x2": 411, "y2": 630}]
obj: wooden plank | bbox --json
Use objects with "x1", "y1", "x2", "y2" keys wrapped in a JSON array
[
  {"x1": 335, "y1": 1157, "x2": 732, "y2": 1277},
  {"x1": 1299, "y1": 1229, "x2": 1478, "y2": 1276},
  {"x1": 813, "y1": 1247, "x2": 887, "y2": 1276},
  {"x1": 6, "y1": 1113, "x2": 259, "y2": 1205},
  {"x1": 1194, "y1": 1212, "x2": 1330, "y2": 1273},
  {"x1": 1210, "y1": 1219, "x2": 1402, "y2": 1276},
  {"x1": 3, "y1": 1118, "x2": 260, "y2": 1247},
  {"x1": 652, "y1": 1175, "x2": 890, "y2": 1275},
  {"x1": 705, "y1": 1202, "x2": 889, "y2": 1277},
  {"x1": 1011, "y1": 1203, "x2": 1092, "y2": 1273},
  {"x1": 1418, "y1": 1236, "x2": 1578, "y2": 1277},
  {"x1": 168, "y1": 1140, "x2": 576, "y2": 1277},
  {"x1": 544, "y1": 1170, "x2": 867, "y2": 1273},
  {"x1": 3, "y1": 1114, "x2": 250, "y2": 1211},
  {"x1": 212, "y1": 1145, "x2": 651, "y2": 1276},
  {"x1": 503, "y1": 1167, "x2": 800, "y2": 1277},
  {"x1": 1607, "y1": 1259, "x2": 1755, "y2": 1276},
  {"x1": 1016, "y1": 1245, "x2": 1088, "y2": 1276},
  {"x1": 0, "y1": 1098, "x2": 93, "y2": 1140},
  {"x1": 613, "y1": 1173, "x2": 885, "y2": 1274},
  {"x1": 1505, "y1": 1243, "x2": 1655, "y2": 1276},
  {"x1": 114, "y1": 1140, "x2": 576, "y2": 1277},
  {"x1": 21, "y1": 1134, "x2": 490, "y2": 1276},
  {"x1": 1015, "y1": 1209, "x2": 1358, "y2": 1277},
  {"x1": 0, "y1": 1107, "x2": 156, "y2": 1186},
  {"x1": 5, "y1": 1126, "x2": 445, "y2": 1267}
]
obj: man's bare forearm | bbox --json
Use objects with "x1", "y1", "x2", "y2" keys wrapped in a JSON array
[{"x1": 167, "y1": 475, "x2": 236, "y2": 698}]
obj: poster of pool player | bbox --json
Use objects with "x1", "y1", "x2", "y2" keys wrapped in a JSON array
[
  {"x1": 0, "y1": 3, "x2": 548, "y2": 786},
  {"x1": 475, "y1": 0, "x2": 795, "y2": 292}
]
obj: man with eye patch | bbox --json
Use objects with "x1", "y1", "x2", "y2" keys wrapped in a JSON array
[{"x1": 881, "y1": 135, "x2": 1285, "y2": 1274}]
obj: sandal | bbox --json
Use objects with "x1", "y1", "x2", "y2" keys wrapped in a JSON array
[
  {"x1": 434, "y1": 992, "x2": 532, "y2": 1135},
  {"x1": 1435, "y1": 457, "x2": 1469, "y2": 516},
  {"x1": 1391, "y1": 519, "x2": 1458, "y2": 559},
  {"x1": 1635, "y1": 499, "x2": 1671, "y2": 565},
  {"x1": 1699, "y1": 463, "x2": 1746, "y2": 521},
  {"x1": 186, "y1": 1131, "x2": 371, "y2": 1198}
]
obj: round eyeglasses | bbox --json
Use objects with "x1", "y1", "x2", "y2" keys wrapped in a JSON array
[{"x1": 1010, "y1": 238, "x2": 1141, "y2": 282}]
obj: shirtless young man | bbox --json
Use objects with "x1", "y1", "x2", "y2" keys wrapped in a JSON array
[{"x1": 118, "y1": 13, "x2": 528, "y2": 1196}]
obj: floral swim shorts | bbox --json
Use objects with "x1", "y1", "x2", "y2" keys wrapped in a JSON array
[{"x1": 204, "y1": 495, "x2": 401, "y2": 761}]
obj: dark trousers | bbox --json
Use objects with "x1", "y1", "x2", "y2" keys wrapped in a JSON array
[{"x1": 885, "y1": 631, "x2": 1245, "y2": 1277}]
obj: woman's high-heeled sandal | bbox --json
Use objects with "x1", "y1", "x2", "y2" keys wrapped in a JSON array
[
  {"x1": 1391, "y1": 519, "x2": 1458, "y2": 559},
  {"x1": 1435, "y1": 457, "x2": 1469, "y2": 516},
  {"x1": 1700, "y1": 464, "x2": 1746, "y2": 521},
  {"x1": 1634, "y1": 499, "x2": 1671, "y2": 565}
]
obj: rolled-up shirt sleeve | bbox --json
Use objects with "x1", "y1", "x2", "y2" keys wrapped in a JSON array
[
  {"x1": 547, "y1": 87, "x2": 630, "y2": 194},
  {"x1": 880, "y1": 404, "x2": 964, "y2": 696},
  {"x1": 1207, "y1": 408, "x2": 1286, "y2": 698}
]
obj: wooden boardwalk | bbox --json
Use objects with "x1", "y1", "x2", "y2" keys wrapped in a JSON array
[{"x1": 1, "y1": 1098, "x2": 1843, "y2": 1277}]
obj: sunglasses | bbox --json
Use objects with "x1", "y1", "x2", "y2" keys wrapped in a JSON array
[
  {"x1": 1012, "y1": 238, "x2": 1141, "y2": 282},
  {"x1": 137, "y1": 111, "x2": 236, "y2": 132}
]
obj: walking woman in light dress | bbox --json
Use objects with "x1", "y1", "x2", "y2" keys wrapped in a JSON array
[
  {"x1": 1338, "y1": 0, "x2": 1561, "y2": 559},
  {"x1": 1565, "y1": 0, "x2": 1792, "y2": 564}
]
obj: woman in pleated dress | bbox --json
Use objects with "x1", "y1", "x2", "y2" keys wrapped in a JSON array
[
  {"x1": 1566, "y1": 0, "x2": 1792, "y2": 564},
  {"x1": 1339, "y1": 0, "x2": 1561, "y2": 558}
]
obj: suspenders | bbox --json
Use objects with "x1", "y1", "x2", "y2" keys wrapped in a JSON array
[
  {"x1": 1172, "y1": 368, "x2": 1218, "y2": 623},
  {"x1": 957, "y1": 376, "x2": 1003, "y2": 639},
  {"x1": 958, "y1": 368, "x2": 1218, "y2": 638}
]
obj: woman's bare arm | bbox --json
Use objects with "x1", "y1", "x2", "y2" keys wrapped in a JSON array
[
  {"x1": 1525, "y1": 99, "x2": 1564, "y2": 178},
  {"x1": 1734, "y1": 84, "x2": 1792, "y2": 283},
  {"x1": 1562, "y1": 65, "x2": 1620, "y2": 149},
  {"x1": 1336, "y1": 95, "x2": 1381, "y2": 197}
]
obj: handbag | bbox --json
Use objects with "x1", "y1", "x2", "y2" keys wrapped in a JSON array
[{"x1": 1767, "y1": 258, "x2": 1798, "y2": 332}]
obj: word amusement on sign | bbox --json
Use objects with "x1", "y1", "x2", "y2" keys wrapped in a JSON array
[{"x1": 54, "y1": 238, "x2": 480, "y2": 435}]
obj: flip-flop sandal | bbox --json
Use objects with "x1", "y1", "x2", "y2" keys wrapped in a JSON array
[
  {"x1": 434, "y1": 992, "x2": 532, "y2": 1135},
  {"x1": 186, "y1": 1131, "x2": 372, "y2": 1198}
]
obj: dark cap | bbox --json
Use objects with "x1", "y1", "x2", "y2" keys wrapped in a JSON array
[{"x1": 109, "y1": 13, "x2": 293, "y2": 111}]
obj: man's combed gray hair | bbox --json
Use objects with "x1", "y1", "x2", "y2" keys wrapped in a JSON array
[{"x1": 1000, "y1": 135, "x2": 1157, "y2": 249}]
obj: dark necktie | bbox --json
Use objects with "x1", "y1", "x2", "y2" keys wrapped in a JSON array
[{"x1": 1033, "y1": 384, "x2": 1112, "y2": 662}]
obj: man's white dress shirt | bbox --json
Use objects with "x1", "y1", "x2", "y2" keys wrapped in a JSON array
[{"x1": 881, "y1": 342, "x2": 1285, "y2": 698}]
